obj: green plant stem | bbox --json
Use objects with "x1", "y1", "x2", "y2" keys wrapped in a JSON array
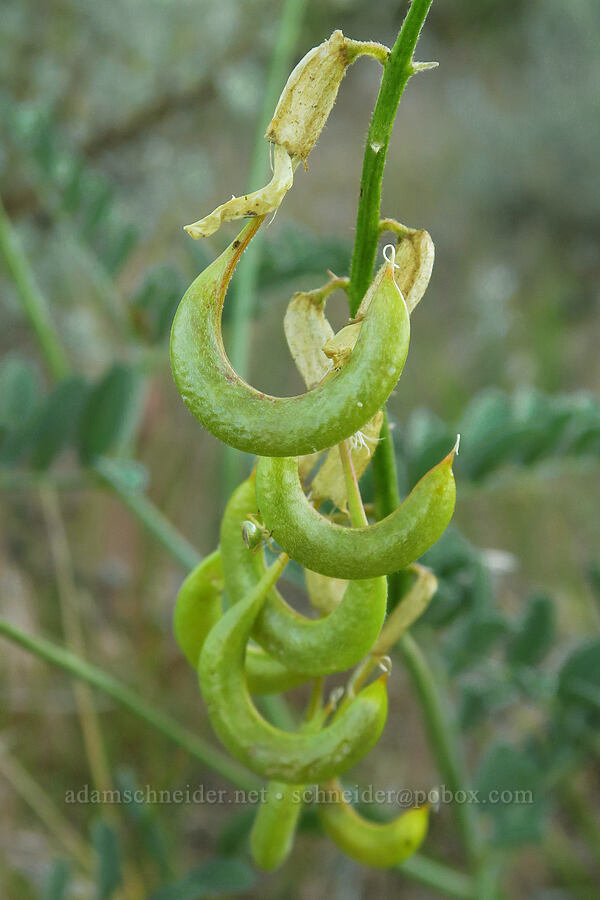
[
  {"x1": 40, "y1": 487, "x2": 113, "y2": 801},
  {"x1": 346, "y1": 1, "x2": 493, "y2": 894},
  {"x1": 371, "y1": 411, "x2": 401, "y2": 521},
  {"x1": 0, "y1": 471, "x2": 85, "y2": 491},
  {"x1": 0, "y1": 465, "x2": 199, "y2": 572},
  {"x1": 397, "y1": 854, "x2": 476, "y2": 900},
  {"x1": 258, "y1": 694, "x2": 297, "y2": 731},
  {"x1": 0, "y1": 195, "x2": 69, "y2": 378},
  {"x1": 0, "y1": 747, "x2": 92, "y2": 871},
  {"x1": 338, "y1": 418, "x2": 482, "y2": 889},
  {"x1": 398, "y1": 632, "x2": 481, "y2": 865},
  {"x1": 338, "y1": 439, "x2": 369, "y2": 527},
  {"x1": 222, "y1": 0, "x2": 308, "y2": 497},
  {"x1": 91, "y1": 458, "x2": 200, "y2": 571},
  {"x1": 0, "y1": 617, "x2": 260, "y2": 792},
  {"x1": 348, "y1": 0, "x2": 434, "y2": 316}
]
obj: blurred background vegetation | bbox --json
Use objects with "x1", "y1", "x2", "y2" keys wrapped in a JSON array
[{"x1": 1, "y1": 0, "x2": 599, "y2": 898}]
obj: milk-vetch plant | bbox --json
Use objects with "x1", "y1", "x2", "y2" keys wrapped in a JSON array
[
  {"x1": 170, "y1": 6, "x2": 462, "y2": 874},
  {"x1": 1, "y1": 3, "x2": 599, "y2": 896}
]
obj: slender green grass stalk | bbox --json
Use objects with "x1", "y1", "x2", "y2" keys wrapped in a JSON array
[
  {"x1": 398, "y1": 854, "x2": 476, "y2": 900},
  {"x1": 0, "y1": 616, "x2": 260, "y2": 792},
  {"x1": 398, "y1": 632, "x2": 482, "y2": 865},
  {"x1": 0, "y1": 466, "x2": 199, "y2": 571},
  {"x1": 0, "y1": 195, "x2": 69, "y2": 378},
  {"x1": 0, "y1": 747, "x2": 92, "y2": 870},
  {"x1": 91, "y1": 458, "x2": 201, "y2": 571},
  {"x1": 222, "y1": 0, "x2": 308, "y2": 497},
  {"x1": 40, "y1": 487, "x2": 114, "y2": 800}
]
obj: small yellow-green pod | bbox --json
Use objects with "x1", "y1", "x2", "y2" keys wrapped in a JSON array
[
  {"x1": 173, "y1": 550, "x2": 310, "y2": 694},
  {"x1": 198, "y1": 559, "x2": 388, "y2": 783},
  {"x1": 250, "y1": 781, "x2": 303, "y2": 871},
  {"x1": 220, "y1": 476, "x2": 387, "y2": 675},
  {"x1": 255, "y1": 446, "x2": 457, "y2": 580},
  {"x1": 250, "y1": 709, "x2": 326, "y2": 871},
  {"x1": 319, "y1": 785, "x2": 429, "y2": 868},
  {"x1": 170, "y1": 218, "x2": 410, "y2": 457}
]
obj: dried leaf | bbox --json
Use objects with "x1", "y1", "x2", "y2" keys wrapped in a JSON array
[
  {"x1": 373, "y1": 565, "x2": 438, "y2": 652},
  {"x1": 184, "y1": 145, "x2": 294, "y2": 239},
  {"x1": 284, "y1": 289, "x2": 335, "y2": 390},
  {"x1": 395, "y1": 229, "x2": 434, "y2": 314},
  {"x1": 266, "y1": 31, "x2": 388, "y2": 163},
  {"x1": 361, "y1": 227, "x2": 434, "y2": 317}
]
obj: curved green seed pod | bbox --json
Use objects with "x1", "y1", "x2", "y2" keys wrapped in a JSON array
[
  {"x1": 255, "y1": 445, "x2": 457, "y2": 579},
  {"x1": 250, "y1": 702, "x2": 326, "y2": 871},
  {"x1": 198, "y1": 559, "x2": 388, "y2": 783},
  {"x1": 173, "y1": 551, "x2": 310, "y2": 694},
  {"x1": 250, "y1": 781, "x2": 303, "y2": 871},
  {"x1": 170, "y1": 219, "x2": 410, "y2": 457},
  {"x1": 319, "y1": 784, "x2": 429, "y2": 868},
  {"x1": 173, "y1": 550, "x2": 223, "y2": 668},
  {"x1": 220, "y1": 476, "x2": 388, "y2": 675}
]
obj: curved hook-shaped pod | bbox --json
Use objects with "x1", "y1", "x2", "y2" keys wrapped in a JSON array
[
  {"x1": 170, "y1": 219, "x2": 410, "y2": 456},
  {"x1": 173, "y1": 550, "x2": 223, "y2": 667},
  {"x1": 198, "y1": 560, "x2": 388, "y2": 783},
  {"x1": 173, "y1": 550, "x2": 311, "y2": 695},
  {"x1": 319, "y1": 783, "x2": 429, "y2": 867},
  {"x1": 255, "y1": 445, "x2": 457, "y2": 579},
  {"x1": 220, "y1": 476, "x2": 388, "y2": 675},
  {"x1": 250, "y1": 780, "x2": 303, "y2": 871}
]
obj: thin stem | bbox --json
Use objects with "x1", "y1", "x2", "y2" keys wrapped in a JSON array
[
  {"x1": 0, "y1": 747, "x2": 92, "y2": 871},
  {"x1": 258, "y1": 694, "x2": 296, "y2": 731},
  {"x1": 0, "y1": 465, "x2": 200, "y2": 572},
  {"x1": 40, "y1": 488, "x2": 113, "y2": 800},
  {"x1": 0, "y1": 471, "x2": 85, "y2": 491},
  {"x1": 228, "y1": 0, "x2": 308, "y2": 375},
  {"x1": 91, "y1": 458, "x2": 200, "y2": 572},
  {"x1": 0, "y1": 617, "x2": 260, "y2": 792},
  {"x1": 222, "y1": 0, "x2": 308, "y2": 497},
  {"x1": 0, "y1": 195, "x2": 70, "y2": 378},
  {"x1": 348, "y1": 0, "x2": 434, "y2": 315},
  {"x1": 398, "y1": 633, "x2": 481, "y2": 866},
  {"x1": 346, "y1": 1, "x2": 494, "y2": 893},
  {"x1": 397, "y1": 853, "x2": 476, "y2": 900},
  {"x1": 371, "y1": 409, "x2": 401, "y2": 520}
]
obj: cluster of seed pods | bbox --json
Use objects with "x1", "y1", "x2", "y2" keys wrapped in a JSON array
[{"x1": 169, "y1": 30, "x2": 455, "y2": 871}]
